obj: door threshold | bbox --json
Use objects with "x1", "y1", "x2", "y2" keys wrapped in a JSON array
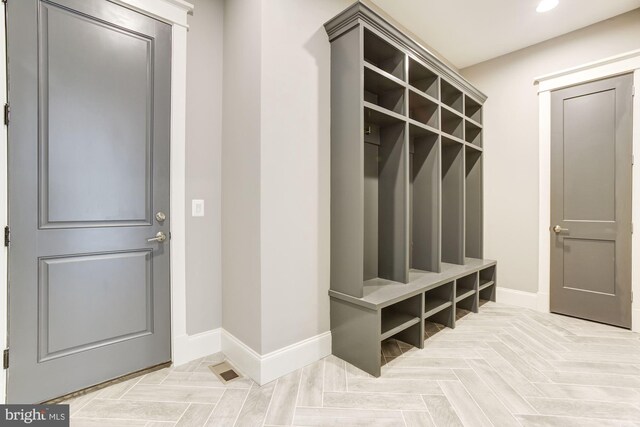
[{"x1": 43, "y1": 361, "x2": 172, "y2": 404}]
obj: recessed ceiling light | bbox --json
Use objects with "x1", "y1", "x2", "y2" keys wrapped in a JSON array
[{"x1": 537, "y1": 0, "x2": 559, "y2": 13}]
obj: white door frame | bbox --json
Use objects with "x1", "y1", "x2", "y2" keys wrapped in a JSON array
[
  {"x1": 535, "y1": 50, "x2": 640, "y2": 332},
  {"x1": 0, "y1": 0, "x2": 195, "y2": 403}
]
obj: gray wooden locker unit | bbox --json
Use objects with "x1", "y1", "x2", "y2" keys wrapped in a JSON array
[{"x1": 325, "y1": 1, "x2": 497, "y2": 377}]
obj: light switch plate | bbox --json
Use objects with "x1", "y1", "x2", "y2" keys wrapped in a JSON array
[{"x1": 192, "y1": 199, "x2": 205, "y2": 217}]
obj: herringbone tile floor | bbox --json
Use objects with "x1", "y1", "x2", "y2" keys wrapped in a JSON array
[{"x1": 67, "y1": 302, "x2": 640, "y2": 426}]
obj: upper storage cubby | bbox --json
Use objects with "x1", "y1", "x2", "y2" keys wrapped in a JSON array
[
  {"x1": 364, "y1": 65, "x2": 405, "y2": 115},
  {"x1": 441, "y1": 108, "x2": 463, "y2": 140},
  {"x1": 441, "y1": 79, "x2": 463, "y2": 113},
  {"x1": 465, "y1": 120, "x2": 482, "y2": 147},
  {"x1": 465, "y1": 95, "x2": 483, "y2": 123},
  {"x1": 409, "y1": 89, "x2": 438, "y2": 129},
  {"x1": 408, "y1": 58, "x2": 438, "y2": 99},
  {"x1": 364, "y1": 28, "x2": 405, "y2": 80}
]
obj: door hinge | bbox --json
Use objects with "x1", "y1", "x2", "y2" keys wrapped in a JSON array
[
  {"x1": 3, "y1": 103, "x2": 9, "y2": 126},
  {"x1": 3, "y1": 349, "x2": 8, "y2": 369},
  {"x1": 4, "y1": 226, "x2": 9, "y2": 247}
]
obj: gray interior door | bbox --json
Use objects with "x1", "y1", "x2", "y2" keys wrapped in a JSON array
[
  {"x1": 550, "y1": 74, "x2": 633, "y2": 328},
  {"x1": 7, "y1": 0, "x2": 172, "y2": 403}
]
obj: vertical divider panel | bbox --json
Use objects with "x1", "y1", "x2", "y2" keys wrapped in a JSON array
[{"x1": 330, "y1": 26, "x2": 364, "y2": 297}]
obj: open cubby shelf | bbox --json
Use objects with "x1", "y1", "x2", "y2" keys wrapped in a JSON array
[
  {"x1": 479, "y1": 280, "x2": 494, "y2": 291},
  {"x1": 326, "y1": 2, "x2": 494, "y2": 378},
  {"x1": 380, "y1": 311, "x2": 420, "y2": 341},
  {"x1": 441, "y1": 79, "x2": 463, "y2": 113},
  {"x1": 364, "y1": 27, "x2": 405, "y2": 80},
  {"x1": 465, "y1": 120, "x2": 482, "y2": 147},
  {"x1": 465, "y1": 95, "x2": 483, "y2": 123},
  {"x1": 409, "y1": 89, "x2": 439, "y2": 128},
  {"x1": 408, "y1": 57, "x2": 438, "y2": 99},
  {"x1": 364, "y1": 65, "x2": 405, "y2": 115},
  {"x1": 441, "y1": 108, "x2": 464, "y2": 140}
]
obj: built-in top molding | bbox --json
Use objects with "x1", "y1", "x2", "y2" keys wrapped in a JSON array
[{"x1": 324, "y1": 1, "x2": 487, "y2": 103}]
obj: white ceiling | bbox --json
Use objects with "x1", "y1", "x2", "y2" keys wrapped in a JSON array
[{"x1": 369, "y1": 0, "x2": 640, "y2": 69}]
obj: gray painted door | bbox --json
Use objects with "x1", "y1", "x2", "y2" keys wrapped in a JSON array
[
  {"x1": 550, "y1": 74, "x2": 633, "y2": 328},
  {"x1": 7, "y1": 0, "x2": 172, "y2": 403}
]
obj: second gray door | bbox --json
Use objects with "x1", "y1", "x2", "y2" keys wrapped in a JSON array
[
  {"x1": 7, "y1": 0, "x2": 172, "y2": 402},
  {"x1": 550, "y1": 74, "x2": 633, "y2": 328}
]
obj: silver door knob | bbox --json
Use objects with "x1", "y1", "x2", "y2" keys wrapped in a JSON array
[
  {"x1": 552, "y1": 225, "x2": 569, "y2": 233},
  {"x1": 156, "y1": 212, "x2": 166, "y2": 222},
  {"x1": 147, "y1": 231, "x2": 167, "y2": 243}
]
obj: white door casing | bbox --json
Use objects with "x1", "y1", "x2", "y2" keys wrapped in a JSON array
[{"x1": 535, "y1": 50, "x2": 640, "y2": 332}]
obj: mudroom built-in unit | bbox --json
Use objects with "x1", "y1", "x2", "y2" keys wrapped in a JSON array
[{"x1": 326, "y1": 1, "x2": 497, "y2": 377}]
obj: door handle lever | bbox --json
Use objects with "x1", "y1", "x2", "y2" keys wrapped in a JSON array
[
  {"x1": 552, "y1": 225, "x2": 569, "y2": 234},
  {"x1": 147, "y1": 231, "x2": 167, "y2": 243}
]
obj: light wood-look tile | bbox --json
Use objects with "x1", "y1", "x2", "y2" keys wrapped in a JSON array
[
  {"x1": 204, "y1": 389, "x2": 249, "y2": 427},
  {"x1": 67, "y1": 302, "x2": 640, "y2": 427},
  {"x1": 122, "y1": 384, "x2": 225, "y2": 404},
  {"x1": 175, "y1": 404, "x2": 215, "y2": 427},
  {"x1": 293, "y1": 407, "x2": 404, "y2": 427},
  {"x1": 421, "y1": 395, "x2": 463, "y2": 427},
  {"x1": 347, "y1": 378, "x2": 442, "y2": 395},
  {"x1": 527, "y1": 397, "x2": 640, "y2": 421},
  {"x1": 323, "y1": 391, "x2": 426, "y2": 410},
  {"x1": 264, "y1": 370, "x2": 301, "y2": 426},
  {"x1": 75, "y1": 399, "x2": 189, "y2": 422},
  {"x1": 438, "y1": 381, "x2": 492, "y2": 427},
  {"x1": 70, "y1": 419, "x2": 148, "y2": 427},
  {"x1": 296, "y1": 360, "x2": 324, "y2": 407},
  {"x1": 402, "y1": 410, "x2": 436, "y2": 427},
  {"x1": 234, "y1": 383, "x2": 276, "y2": 427},
  {"x1": 516, "y1": 414, "x2": 638, "y2": 426}
]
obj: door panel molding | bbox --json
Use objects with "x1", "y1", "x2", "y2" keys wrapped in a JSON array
[
  {"x1": 535, "y1": 51, "x2": 640, "y2": 332},
  {"x1": 38, "y1": 1, "x2": 155, "y2": 229},
  {"x1": 38, "y1": 250, "x2": 154, "y2": 362}
]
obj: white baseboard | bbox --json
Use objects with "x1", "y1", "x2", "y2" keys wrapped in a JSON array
[
  {"x1": 496, "y1": 287, "x2": 539, "y2": 311},
  {"x1": 221, "y1": 329, "x2": 332, "y2": 385},
  {"x1": 633, "y1": 308, "x2": 640, "y2": 333},
  {"x1": 220, "y1": 330, "x2": 262, "y2": 382},
  {"x1": 173, "y1": 328, "x2": 222, "y2": 366},
  {"x1": 536, "y1": 292, "x2": 550, "y2": 313}
]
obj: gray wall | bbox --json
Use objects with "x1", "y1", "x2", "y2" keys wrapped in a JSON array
[
  {"x1": 221, "y1": 0, "x2": 263, "y2": 351},
  {"x1": 185, "y1": 0, "x2": 224, "y2": 334},
  {"x1": 461, "y1": 9, "x2": 640, "y2": 294},
  {"x1": 259, "y1": 0, "x2": 354, "y2": 354}
]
